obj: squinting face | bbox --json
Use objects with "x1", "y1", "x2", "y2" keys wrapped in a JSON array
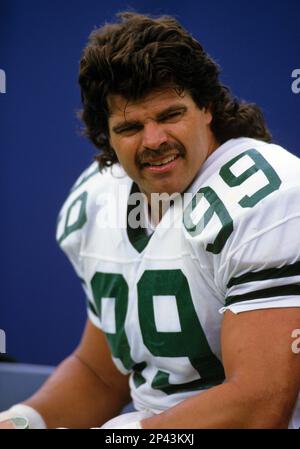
[{"x1": 108, "y1": 88, "x2": 219, "y2": 200}]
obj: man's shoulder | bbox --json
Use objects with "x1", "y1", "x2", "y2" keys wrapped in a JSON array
[
  {"x1": 56, "y1": 162, "x2": 130, "y2": 248},
  {"x1": 183, "y1": 138, "x2": 300, "y2": 255},
  {"x1": 199, "y1": 137, "x2": 299, "y2": 181},
  {"x1": 68, "y1": 161, "x2": 128, "y2": 196},
  {"x1": 192, "y1": 137, "x2": 300, "y2": 204}
]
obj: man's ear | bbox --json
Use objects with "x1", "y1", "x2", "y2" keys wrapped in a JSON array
[{"x1": 203, "y1": 106, "x2": 213, "y2": 125}]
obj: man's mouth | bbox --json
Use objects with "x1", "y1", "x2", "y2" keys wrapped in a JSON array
[{"x1": 142, "y1": 154, "x2": 180, "y2": 167}]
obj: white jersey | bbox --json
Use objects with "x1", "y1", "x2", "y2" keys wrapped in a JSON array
[{"x1": 57, "y1": 137, "x2": 300, "y2": 428}]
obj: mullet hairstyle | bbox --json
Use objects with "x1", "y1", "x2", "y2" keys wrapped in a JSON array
[{"x1": 78, "y1": 12, "x2": 271, "y2": 170}]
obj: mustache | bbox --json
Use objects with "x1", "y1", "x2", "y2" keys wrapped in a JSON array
[{"x1": 136, "y1": 142, "x2": 185, "y2": 167}]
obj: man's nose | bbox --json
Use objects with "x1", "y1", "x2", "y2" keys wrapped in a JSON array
[{"x1": 141, "y1": 121, "x2": 168, "y2": 150}]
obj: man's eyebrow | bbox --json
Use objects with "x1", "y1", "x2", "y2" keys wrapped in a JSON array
[
  {"x1": 156, "y1": 104, "x2": 187, "y2": 120},
  {"x1": 111, "y1": 104, "x2": 188, "y2": 134}
]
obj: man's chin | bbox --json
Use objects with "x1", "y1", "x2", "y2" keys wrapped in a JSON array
[{"x1": 143, "y1": 187, "x2": 184, "y2": 205}]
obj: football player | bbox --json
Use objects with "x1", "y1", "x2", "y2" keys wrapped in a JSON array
[{"x1": 1, "y1": 12, "x2": 300, "y2": 429}]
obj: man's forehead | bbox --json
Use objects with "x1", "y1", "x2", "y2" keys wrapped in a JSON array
[{"x1": 107, "y1": 87, "x2": 190, "y2": 118}]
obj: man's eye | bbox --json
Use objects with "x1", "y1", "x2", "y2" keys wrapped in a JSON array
[
  {"x1": 118, "y1": 125, "x2": 142, "y2": 135},
  {"x1": 161, "y1": 111, "x2": 183, "y2": 122}
]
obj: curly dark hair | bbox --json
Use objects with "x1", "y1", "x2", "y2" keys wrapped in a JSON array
[{"x1": 78, "y1": 12, "x2": 271, "y2": 170}]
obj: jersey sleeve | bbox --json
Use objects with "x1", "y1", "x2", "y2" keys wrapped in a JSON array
[
  {"x1": 216, "y1": 186, "x2": 300, "y2": 314},
  {"x1": 56, "y1": 162, "x2": 102, "y2": 329}
]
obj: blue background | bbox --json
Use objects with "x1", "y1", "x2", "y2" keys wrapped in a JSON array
[{"x1": 1, "y1": 0, "x2": 299, "y2": 365}]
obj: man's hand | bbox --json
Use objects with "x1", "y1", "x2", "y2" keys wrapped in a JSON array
[{"x1": 0, "y1": 419, "x2": 16, "y2": 429}]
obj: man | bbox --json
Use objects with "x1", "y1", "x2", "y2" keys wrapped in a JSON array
[{"x1": 1, "y1": 12, "x2": 300, "y2": 429}]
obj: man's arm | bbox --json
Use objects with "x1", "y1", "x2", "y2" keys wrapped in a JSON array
[
  {"x1": 21, "y1": 319, "x2": 131, "y2": 428},
  {"x1": 141, "y1": 307, "x2": 300, "y2": 428}
]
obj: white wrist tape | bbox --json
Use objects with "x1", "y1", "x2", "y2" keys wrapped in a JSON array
[{"x1": 0, "y1": 404, "x2": 47, "y2": 429}]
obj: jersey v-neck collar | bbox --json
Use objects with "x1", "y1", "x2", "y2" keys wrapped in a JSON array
[{"x1": 126, "y1": 182, "x2": 153, "y2": 253}]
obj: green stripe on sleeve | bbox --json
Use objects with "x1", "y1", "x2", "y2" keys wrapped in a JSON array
[
  {"x1": 225, "y1": 284, "x2": 300, "y2": 307},
  {"x1": 87, "y1": 299, "x2": 98, "y2": 317},
  {"x1": 227, "y1": 261, "x2": 300, "y2": 288}
]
